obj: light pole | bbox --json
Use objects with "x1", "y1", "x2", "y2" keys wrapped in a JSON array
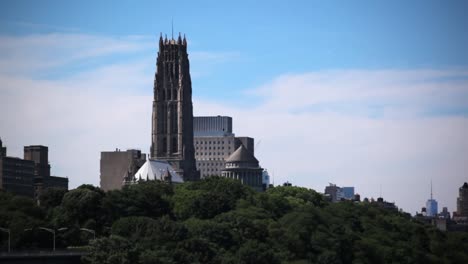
[
  {"x1": 25, "y1": 227, "x2": 67, "y2": 251},
  {"x1": 0, "y1": 227, "x2": 10, "y2": 253},
  {"x1": 38, "y1": 227, "x2": 55, "y2": 251},
  {"x1": 79, "y1": 228, "x2": 96, "y2": 240}
]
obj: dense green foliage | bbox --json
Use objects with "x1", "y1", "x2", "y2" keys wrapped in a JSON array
[{"x1": 1, "y1": 177, "x2": 468, "y2": 263}]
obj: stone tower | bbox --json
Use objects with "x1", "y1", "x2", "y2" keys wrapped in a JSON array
[{"x1": 150, "y1": 33, "x2": 200, "y2": 181}]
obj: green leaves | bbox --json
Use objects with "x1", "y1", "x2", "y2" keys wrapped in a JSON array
[{"x1": 2, "y1": 179, "x2": 468, "y2": 263}]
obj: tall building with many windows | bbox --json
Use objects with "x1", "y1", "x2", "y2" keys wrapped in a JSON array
[
  {"x1": 0, "y1": 140, "x2": 68, "y2": 198},
  {"x1": 0, "y1": 140, "x2": 35, "y2": 197},
  {"x1": 457, "y1": 182, "x2": 468, "y2": 217},
  {"x1": 150, "y1": 33, "x2": 199, "y2": 181},
  {"x1": 193, "y1": 116, "x2": 254, "y2": 178},
  {"x1": 426, "y1": 182, "x2": 438, "y2": 217}
]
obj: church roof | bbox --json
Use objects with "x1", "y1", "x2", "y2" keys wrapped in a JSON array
[
  {"x1": 225, "y1": 145, "x2": 258, "y2": 164},
  {"x1": 133, "y1": 159, "x2": 184, "y2": 183}
]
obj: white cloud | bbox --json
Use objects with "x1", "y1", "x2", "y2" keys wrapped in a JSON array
[
  {"x1": 1, "y1": 33, "x2": 467, "y2": 215},
  {"x1": 194, "y1": 71, "x2": 468, "y2": 214}
]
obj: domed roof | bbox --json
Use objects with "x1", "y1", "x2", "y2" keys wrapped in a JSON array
[
  {"x1": 133, "y1": 159, "x2": 184, "y2": 183},
  {"x1": 225, "y1": 145, "x2": 258, "y2": 163}
]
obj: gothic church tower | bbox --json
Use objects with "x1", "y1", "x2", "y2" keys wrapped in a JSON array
[{"x1": 151, "y1": 33, "x2": 200, "y2": 181}]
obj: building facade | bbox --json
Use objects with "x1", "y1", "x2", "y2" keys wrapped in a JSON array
[
  {"x1": 0, "y1": 140, "x2": 67, "y2": 198},
  {"x1": 221, "y1": 145, "x2": 263, "y2": 191},
  {"x1": 0, "y1": 156, "x2": 35, "y2": 197},
  {"x1": 194, "y1": 116, "x2": 233, "y2": 137},
  {"x1": 426, "y1": 199, "x2": 438, "y2": 217},
  {"x1": 193, "y1": 116, "x2": 254, "y2": 178},
  {"x1": 325, "y1": 183, "x2": 356, "y2": 202},
  {"x1": 457, "y1": 182, "x2": 468, "y2": 217},
  {"x1": 23, "y1": 145, "x2": 68, "y2": 200},
  {"x1": 150, "y1": 34, "x2": 199, "y2": 182},
  {"x1": 100, "y1": 149, "x2": 146, "y2": 191}
]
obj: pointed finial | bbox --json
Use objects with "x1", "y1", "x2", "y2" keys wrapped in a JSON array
[
  {"x1": 177, "y1": 32, "x2": 182, "y2": 44},
  {"x1": 183, "y1": 34, "x2": 187, "y2": 46},
  {"x1": 431, "y1": 179, "x2": 433, "y2": 200}
]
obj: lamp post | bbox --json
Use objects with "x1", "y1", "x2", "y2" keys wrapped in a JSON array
[
  {"x1": 0, "y1": 227, "x2": 10, "y2": 252},
  {"x1": 79, "y1": 228, "x2": 96, "y2": 240},
  {"x1": 38, "y1": 227, "x2": 55, "y2": 251},
  {"x1": 24, "y1": 227, "x2": 67, "y2": 251}
]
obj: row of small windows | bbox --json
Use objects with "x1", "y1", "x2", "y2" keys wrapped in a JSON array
[
  {"x1": 195, "y1": 141, "x2": 231, "y2": 145},
  {"x1": 197, "y1": 162, "x2": 224, "y2": 167},
  {"x1": 201, "y1": 168, "x2": 221, "y2": 172},
  {"x1": 196, "y1": 146, "x2": 230, "y2": 150},
  {"x1": 196, "y1": 152, "x2": 230, "y2": 156}
]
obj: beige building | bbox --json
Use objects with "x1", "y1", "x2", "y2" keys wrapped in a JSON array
[
  {"x1": 100, "y1": 149, "x2": 146, "y2": 191},
  {"x1": 193, "y1": 116, "x2": 254, "y2": 178}
]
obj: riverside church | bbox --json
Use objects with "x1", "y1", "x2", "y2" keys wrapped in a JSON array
[{"x1": 101, "y1": 33, "x2": 266, "y2": 191}]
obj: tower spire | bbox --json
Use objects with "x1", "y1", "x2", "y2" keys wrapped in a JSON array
[{"x1": 431, "y1": 179, "x2": 433, "y2": 200}]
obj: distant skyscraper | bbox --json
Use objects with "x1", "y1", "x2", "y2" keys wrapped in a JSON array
[
  {"x1": 341, "y1": 187, "x2": 355, "y2": 199},
  {"x1": 426, "y1": 182, "x2": 438, "y2": 217},
  {"x1": 325, "y1": 183, "x2": 341, "y2": 202},
  {"x1": 457, "y1": 182, "x2": 468, "y2": 217},
  {"x1": 262, "y1": 170, "x2": 270, "y2": 189},
  {"x1": 150, "y1": 33, "x2": 199, "y2": 181},
  {"x1": 325, "y1": 183, "x2": 355, "y2": 202}
]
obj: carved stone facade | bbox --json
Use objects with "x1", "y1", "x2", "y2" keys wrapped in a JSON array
[{"x1": 150, "y1": 34, "x2": 199, "y2": 181}]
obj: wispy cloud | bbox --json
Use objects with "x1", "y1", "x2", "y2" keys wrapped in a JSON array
[
  {"x1": 249, "y1": 70, "x2": 468, "y2": 117},
  {"x1": 195, "y1": 70, "x2": 468, "y2": 214},
  {"x1": 0, "y1": 33, "x2": 155, "y2": 75}
]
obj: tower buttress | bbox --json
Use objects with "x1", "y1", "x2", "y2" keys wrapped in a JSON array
[{"x1": 151, "y1": 33, "x2": 199, "y2": 181}]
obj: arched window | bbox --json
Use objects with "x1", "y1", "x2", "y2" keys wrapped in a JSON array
[
  {"x1": 162, "y1": 137, "x2": 167, "y2": 154},
  {"x1": 172, "y1": 137, "x2": 178, "y2": 153}
]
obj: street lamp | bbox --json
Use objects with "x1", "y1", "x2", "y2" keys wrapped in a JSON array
[
  {"x1": 0, "y1": 227, "x2": 10, "y2": 253},
  {"x1": 24, "y1": 227, "x2": 67, "y2": 251},
  {"x1": 79, "y1": 228, "x2": 96, "y2": 240}
]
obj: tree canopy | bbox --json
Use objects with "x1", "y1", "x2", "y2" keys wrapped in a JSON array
[{"x1": 1, "y1": 177, "x2": 467, "y2": 263}]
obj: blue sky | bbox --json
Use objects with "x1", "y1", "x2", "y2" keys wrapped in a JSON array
[
  {"x1": 1, "y1": 1, "x2": 468, "y2": 214},
  {"x1": 2, "y1": 1, "x2": 468, "y2": 101}
]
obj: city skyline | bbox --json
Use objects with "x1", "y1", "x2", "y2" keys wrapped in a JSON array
[{"x1": 1, "y1": 1, "x2": 468, "y2": 214}]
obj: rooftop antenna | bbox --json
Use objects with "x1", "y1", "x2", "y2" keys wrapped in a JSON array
[
  {"x1": 430, "y1": 179, "x2": 433, "y2": 200},
  {"x1": 379, "y1": 184, "x2": 382, "y2": 198},
  {"x1": 171, "y1": 18, "x2": 174, "y2": 40}
]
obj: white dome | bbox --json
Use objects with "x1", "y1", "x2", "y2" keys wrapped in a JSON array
[{"x1": 133, "y1": 159, "x2": 184, "y2": 183}]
